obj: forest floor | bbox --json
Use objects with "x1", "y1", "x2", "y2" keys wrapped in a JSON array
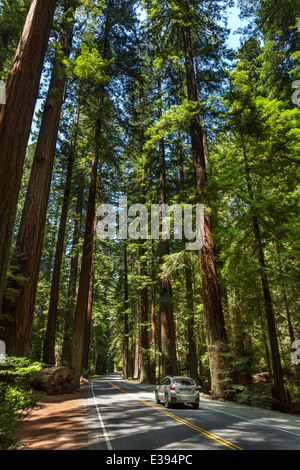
[{"x1": 16, "y1": 379, "x2": 90, "y2": 450}]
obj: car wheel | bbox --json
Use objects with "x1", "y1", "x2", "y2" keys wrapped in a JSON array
[
  {"x1": 155, "y1": 391, "x2": 160, "y2": 404},
  {"x1": 192, "y1": 402, "x2": 199, "y2": 410},
  {"x1": 165, "y1": 393, "x2": 171, "y2": 408}
]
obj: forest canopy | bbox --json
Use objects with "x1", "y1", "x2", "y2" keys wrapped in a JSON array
[{"x1": 0, "y1": 0, "x2": 299, "y2": 412}]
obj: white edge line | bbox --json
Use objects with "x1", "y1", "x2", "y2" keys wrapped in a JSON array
[
  {"x1": 91, "y1": 379, "x2": 113, "y2": 450},
  {"x1": 200, "y1": 400, "x2": 300, "y2": 437}
]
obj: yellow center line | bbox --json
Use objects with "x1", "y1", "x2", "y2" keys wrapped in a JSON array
[{"x1": 105, "y1": 378, "x2": 244, "y2": 451}]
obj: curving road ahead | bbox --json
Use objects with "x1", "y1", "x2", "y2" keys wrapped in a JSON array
[{"x1": 86, "y1": 373, "x2": 300, "y2": 452}]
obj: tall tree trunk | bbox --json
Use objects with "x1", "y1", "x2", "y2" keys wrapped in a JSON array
[
  {"x1": 43, "y1": 105, "x2": 80, "y2": 365},
  {"x1": 149, "y1": 239, "x2": 156, "y2": 382},
  {"x1": 61, "y1": 184, "x2": 84, "y2": 365},
  {"x1": 275, "y1": 244, "x2": 296, "y2": 345},
  {"x1": 69, "y1": 96, "x2": 103, "y2": 389},
  {"x1": 178, "y1": 136, "x2": 198, "y2": 380},
  {"x1": 0, "y1": 0, "x2": 57, "y2": 314},
  {"x1": 123, "y1": 244, "x2": 129, "y2": 379},
  {"x1": 158, "y1": 153, "x2": 177, "y2": 376},
  {"x1": 194, "y1": 57, "x2": 209, "y2": 170},
  {"x1": 185, "y1": 261, "x2": 197, "y2": 380},
  {"x1": 181, "y1": 0, "x2": 231, "y2": 398},
  {"x1": 32, "y1": 211, "x2": 58, "y2": 361},
  {"x1": 128, "y1": 253, "x2": 135, "y2": 379},
  {"x1": 68, "y1": 0, "x2": 113, "y2": 384},
  {"x1": 1, "y1": 1, "x2": 76, "y2": 357},
  {"x1": 139, "y1": 161, "x2": 150, "y2": 383},
  {"x1": 82, "y1": 169, "x2": 101, "y2": 372},
  {"x1": 134, "y1": 308, "x2": 140, "y2": 380},
  {"x1": 258, "y1": 304, "x2": 272, "y2": 374},
  {"x1": 139, "y1": 248, "x2": 149, "y2": 383},
  {"x1": 242, "y1": 140, "x2": 287, "y2": 403},
  {"x1": 157, "y1": 78, "x2": 178, "y2": 377}
]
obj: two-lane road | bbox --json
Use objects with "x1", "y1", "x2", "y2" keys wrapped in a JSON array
[{"x1": 87, "y1": 373, "x2": 300, "y2": 451}]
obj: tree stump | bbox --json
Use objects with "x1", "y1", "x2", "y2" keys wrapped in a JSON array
[{"x1": 32, "y1": 366, "x2": 75, "y2": 395}]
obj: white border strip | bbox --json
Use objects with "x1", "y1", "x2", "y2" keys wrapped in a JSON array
[
  {"x1": 200, "y1": 401, "x2": 300, "y2": 437},
  {"x1": 91, "y1": 379, "x2": 113, "y2": 450}
]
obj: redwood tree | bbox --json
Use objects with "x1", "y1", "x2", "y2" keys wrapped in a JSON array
[
  {"x1": 69, "y1": 109, "x2": 102, "y2": 389},
  {"x1": 0, "y1": 0, "x2": 57, "y2": 315},
  {"x1": 1, "y1": 0, "x2": 77, "y2": 357},
  {"x1": 123, "y1": 243, "x2": 129, "y2": 379},
  {"x1": 156, "y1": 77, "x2": 178, "y2": 378},
  {"x1": 181, "y1": 0, "x2": 231, "y2": 397},
  {"x1": 43, "y1": 105, "x2": 80, "y2": 365}
]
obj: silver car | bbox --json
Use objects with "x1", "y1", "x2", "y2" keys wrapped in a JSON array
[{"x1": 155, "y1": 376, "x2": 200, "y2": 409}]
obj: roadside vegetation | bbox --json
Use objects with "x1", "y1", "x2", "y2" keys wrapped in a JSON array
[
  {"x1": 0, "y1": 357, "x2": 42, "y2": 449},
  {"x1": 0, "y1": 0, "x2": 299, "y2": 451}
]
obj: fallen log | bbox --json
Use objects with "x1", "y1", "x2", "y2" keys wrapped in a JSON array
[{"x1": 32, "y1": 366, "x2": 75, "y2": 395}]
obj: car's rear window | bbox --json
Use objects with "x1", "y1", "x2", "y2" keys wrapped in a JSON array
[{"x1": 173, "y1": 378, "x2": 195, "y2": 386}]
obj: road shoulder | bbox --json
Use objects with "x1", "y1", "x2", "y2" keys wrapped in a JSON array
[{"x1": 16, "y1": 382, "x2": 89, "y2": 450}]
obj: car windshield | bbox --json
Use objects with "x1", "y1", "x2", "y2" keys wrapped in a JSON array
[{"x1": 173, "y1": 378, "x2": 195, "y2": 386}]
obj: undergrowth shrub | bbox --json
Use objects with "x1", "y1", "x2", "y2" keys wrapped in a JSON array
[{"x1": 0, "y1": 357, "x2": 42, "y2": 449}]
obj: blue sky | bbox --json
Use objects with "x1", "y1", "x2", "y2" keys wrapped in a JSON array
[{"x1": 227, "y1": 4, "x2": 247, "y2": 50}]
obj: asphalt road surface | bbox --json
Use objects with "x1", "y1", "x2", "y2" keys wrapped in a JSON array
[{"x1": 87, "y1": 373, "x2": 300, "y2": 451}]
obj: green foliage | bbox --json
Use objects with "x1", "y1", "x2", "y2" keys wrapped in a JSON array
[
  {"x1": 238, "y1": 0, "x2": 300, "y2": 100},
  {"x1": 145, "y1": 100, "x2": 200, "y2": 149},
  {"x1": 0, "y1": 0, "x2": 31, "y2": 79},
  {"x1": 230, "y1": 384, "x2": 273, "y2": 408},
  {"x1": 71, "y1": 43, "x2": 111, "y2": 84},
  {"x1": 0, "y1": 356, "x2": 42, "y2": 380},
  {"x1": 0, "y1": 357, "x2": 42, "y2": 449}
]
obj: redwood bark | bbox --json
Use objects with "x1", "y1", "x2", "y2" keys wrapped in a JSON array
[
  {"x1": 123, "y1": 244, "x2": 129, "y2": 379},
  {"x1": 134, "y1": 310, "x2": 140, "y2": 380},
  {"x1": 149, "y1": 239, "x2": 156, "y2": 382},
  {"x1": 185, "y1": 262, "x2": 197, "y2": 380},
  {"x1": 178, "y1": 138, "x2": 198, "y2": 380},
  {"x1": 1, "y1": 1, "x2": 76, "y2": 357},
  {"x1": 68, "y1": 0, "x2": 112, "y2": 385},
  {"x1": 195, "y1": 57, "x2": 209, "y2": 170},
  {"x1": 43, "y1": 105, "x2": 80, "y2": 365},
  {"x1": 139, "y1": 250, "x2": 149, "y2": 383},
  {"x1": 68, "y1": 109, "x2": 102, "y2": 389},
  {"x1": 61, "y1": 184, "x2": 84, "y2": 365},
  {"x1": 157, "y1": 78, "x2": 178, "y2": 378},
  {"x1": 182, "y1": 0, "x2": 230, "y2": 397},
  {"x1": 0, "y1": 0, "x2": 57, "y2": 314},
  {"x1": 139, "y1": 161, "x2": 150, "y2": 383},
  {"x1": 83, "y1": 169, "x2": 101, "y2": 372}
]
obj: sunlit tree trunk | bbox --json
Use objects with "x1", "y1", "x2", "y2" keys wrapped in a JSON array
[
  {"x1": 61, "y1": 184, "x2": 84, "y2": 365},
  {"x1": 149, "y1": 240, "x2": 156, "y2": 382},
  {"x1": 43, "y1": 105, "x2": 80, "y2": 365},
  {"x1": 123, "y1": 244, "x2": 129, "y2": 379},
  {"x1": 69, "y1": 106, "x2": 102, "y2": 389},
  {"x1": 83, "y1": 172, "x2": 101, "y2": 372},
  {"x1": 1, "y1": 1, "x2": 76, "y2": 357},
  {"x1": 178, "y1": 137, "x2": 198, "y2": 380},
  {"x1": 157, "y1": 78, "x2": 178, "y2": 377},
  {"x1": 0, "y1": 0, "x2": 57, "y2": 317},
  {"x1": 182, "y1": 0, "x2": 231, "y2": 397}
]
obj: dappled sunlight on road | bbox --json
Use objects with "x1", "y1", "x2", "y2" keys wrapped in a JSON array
[{"x1": 87, "y1": 374, "x2": 300, "y2": 451}]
